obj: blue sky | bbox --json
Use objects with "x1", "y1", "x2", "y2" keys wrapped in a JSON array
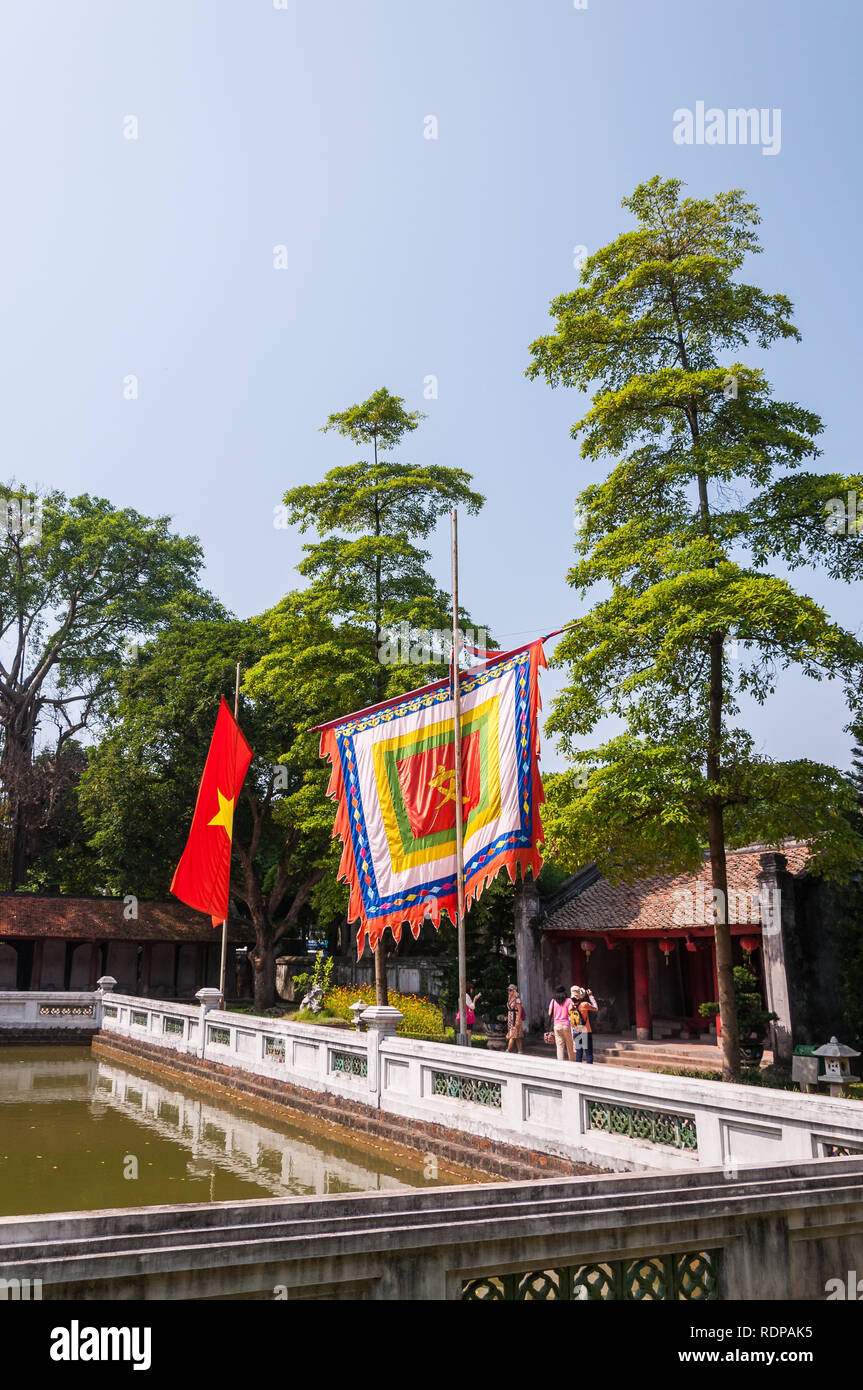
[{"x1": 0, "y1": 0, "x2": 859, "y2": 772}]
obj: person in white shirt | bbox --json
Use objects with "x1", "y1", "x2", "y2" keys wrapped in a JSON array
[{"x1": 457, "y1": 982, "x2": 481, "y2": 1037}]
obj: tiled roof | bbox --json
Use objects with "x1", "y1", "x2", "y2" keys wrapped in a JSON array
[
  {"x1": 541, "y1": 842, "x2": 810, "y2": 934},
  {"x1": 0, "y1": 895, "x2": 255, "y2": 943}
]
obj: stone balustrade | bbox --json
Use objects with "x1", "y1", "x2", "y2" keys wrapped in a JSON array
[
  {"x1": 91, "y1": 991, "x2": 863, "y2": 1173},
  {"x1": 0, "y1": 989, "x2": 101, "y2": 1032},
  {"x1": 4, "y1": 986, "x2": 862, "y2": 1171}
]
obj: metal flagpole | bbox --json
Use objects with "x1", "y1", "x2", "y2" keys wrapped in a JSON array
[
  {"x1": 218, "y1": 661, "x2": 241, "y2": 1007},
  {"x1": 451, "y1": 510, "x2": 469, "y2": 1048}
]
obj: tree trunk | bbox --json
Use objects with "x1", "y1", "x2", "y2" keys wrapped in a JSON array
[
  {"x1": 0, "y1": 704, "x2": 39, "y2": 889},
  {"x1": 706, "y1": 629, "x2": 740, "y2": 1081},
  {"x1": 374, "y1": 937, "x2": 388, "y2": 1006},
  {"x1": 251, "y1": 932, "x2": 276, "y2": 1012},
  {"x1": 707, "y1": 802, "x2": 740, "y2": 1080}
]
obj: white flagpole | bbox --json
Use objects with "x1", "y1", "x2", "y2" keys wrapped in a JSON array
[
  {"x1": 451, "y1": 510, "x2": 469, "y2": 1047},
  {"x1": 218, "y1": 661, "x2": 241, "y2": 1007}
]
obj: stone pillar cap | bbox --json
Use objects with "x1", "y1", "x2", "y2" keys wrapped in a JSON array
[
  {"x1": 196, "y1": 987, "x2": 223, "y2": 1003},
  {"x1": 360, "y1": 1005, "x2": 404, "y2": 1027},
  {"x1": 96, "y1": 976, "x2": 117, "y2": 991}
]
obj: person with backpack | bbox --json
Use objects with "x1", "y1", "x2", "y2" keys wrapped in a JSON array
[
  {"x1": 570, "y1": 984, "x2": 598, "y2": 1063},
  {"x1": 546, "y1": 985, "x2": 575, "y2": 1061},
  {"x1": 505, "y1": 983, "x2": 525, "y2": 1053}
]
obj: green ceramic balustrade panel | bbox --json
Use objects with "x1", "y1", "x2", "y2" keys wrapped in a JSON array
[
  {"x1": 462, "y1": 1251, "x2": 719, "y2": 1301},
  {"x1": 432, "y1": 1070, "x2": 502, "y2": 1108},
  {"x1": 589, "y1": 1099, "x2": 698, "y2": 1150}
]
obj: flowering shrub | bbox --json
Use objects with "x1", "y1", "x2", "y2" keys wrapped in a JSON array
[{"x1": 325, "y1": 984, "x2": 445, "y2": 1037}]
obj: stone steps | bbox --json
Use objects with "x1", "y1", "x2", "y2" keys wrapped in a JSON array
[
  {"x1": 593, "y1": 1041, "x2": 723, "y2": 1075},
  {"x1": 594, "y1": 1051, "x2": 723, "y2": 1076},
  {"x1": 524, "y1": 1037, "x2": 724, "y2": 1074}
]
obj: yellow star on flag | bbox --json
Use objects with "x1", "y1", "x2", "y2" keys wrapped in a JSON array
[
  {"x1": 428, "y1": 764, "x2": 470, "y2": 809},
  {"x1": 207, "y1": 788, "x2": 235, "y2": 841}
]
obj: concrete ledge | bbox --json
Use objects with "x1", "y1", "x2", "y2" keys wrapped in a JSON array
[
  {"x1": 0, "y1": 1028, "x2": 96, "y2": 1045},
  {"x1": 2, "y1": 1156, "x2": 861, "y2": 1301}
]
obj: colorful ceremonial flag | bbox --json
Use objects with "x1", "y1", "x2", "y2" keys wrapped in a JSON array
[
  {"x1": 170, "y1": 697, "x2": 254, "y2": 926},
  {"x1": 318, "y1": 641, "x2": 546, "y2": 954}
]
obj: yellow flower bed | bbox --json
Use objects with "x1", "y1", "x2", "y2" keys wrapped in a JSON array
[{"x1": 325, "y1": 983, "x2": 445, "y2": 1037}]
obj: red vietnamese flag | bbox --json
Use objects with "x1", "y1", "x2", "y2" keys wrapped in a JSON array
[{"x1": 170, "y1": 697, "x2": 254, "y2": 926}]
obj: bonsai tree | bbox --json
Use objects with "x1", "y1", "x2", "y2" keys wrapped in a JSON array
[
  {"x1": 699, "y1": 965, "x2": 778, "y2": 1057},
  {"x1": 293, "y1": 950, "x2": 335, "y2": 1014}
]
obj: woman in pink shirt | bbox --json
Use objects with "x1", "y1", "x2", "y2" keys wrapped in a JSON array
[{"x1": 547, "y1": 985, "x2": 575, "y2": 1061}]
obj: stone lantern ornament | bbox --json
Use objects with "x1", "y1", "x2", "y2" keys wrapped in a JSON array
[{"x1": 813, "y1": 1036, "x2": 861, "y2": 1098}]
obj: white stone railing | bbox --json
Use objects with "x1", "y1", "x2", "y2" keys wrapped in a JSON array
[
  {"x1": 93, "y1": 991, "x2": 863, "y2": 1174},
  {"x1": 99, "y1": 991, "x2": 376, "y2": 1110},
  {"x1": 0, "y1": 990, "x2": 101, "y2": 1031},
  {"x1": 378, "y1": 1034, "x2": 863, "y2": 1171}
]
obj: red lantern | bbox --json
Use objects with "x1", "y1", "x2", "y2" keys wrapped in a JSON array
[
  {"x1": 659, "y1": 939, "x2": 676, "y2": 967},
  {"x1": 740, "y1": 935, "x2": 760, "y2": 961},
  {"x1": 580, "y1": 939, "x2": 595, "y2": 956}
]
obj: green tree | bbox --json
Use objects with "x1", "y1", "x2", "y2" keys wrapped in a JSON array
[
  {"x1": 16, "y1": 743, "x2": 97, "y2": 895},
  {"x1": 527, "y1": 178, "x2": 863, "y2": 1079},
  {"x1": 0, "y1": 485, "x2": 205, "y2": 887},
  {"x1": 80, "y1": 613, "x2": 340, "y2": 1010},
  {"x1": 850, "y1": 718, "x2": 863, "y2": 803},
  {"x1": 282, "y1": 388, "x2": 487, "y2": 1003}
]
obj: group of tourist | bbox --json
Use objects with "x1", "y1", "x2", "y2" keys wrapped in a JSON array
[
  {"x1": 459, "y1": 981, "x2": 597, "y2": 1063},
  {"x1": 546, "y1": 984, "x2": 597, "y2": 1063}
]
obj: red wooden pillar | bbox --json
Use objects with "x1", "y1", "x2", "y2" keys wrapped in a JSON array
[
  {"x1": 633, "y1": 939, "x2": 651, "y2": 1040},
  {"x1": 571, "y1": 939, "x2": 586, "y2": 988},
  {"x1": 711, "y1": 939, "x2": 722, "y2": 1037}
]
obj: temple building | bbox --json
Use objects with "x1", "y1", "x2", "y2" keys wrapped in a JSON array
[
  {"x1": 0, "y1": 896, "x2": 254, "y2": 997},
  {"x1": 514, "y1": 843, "x2": 848, "y2": 1062}
]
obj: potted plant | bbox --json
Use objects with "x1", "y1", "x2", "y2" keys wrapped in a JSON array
[
  {"x1": 698, "y1": 965, "x2": 779, "y2": 1066},
  {"x1": 483, "y1": 1014, "x2": 508, "y2": 1050}
]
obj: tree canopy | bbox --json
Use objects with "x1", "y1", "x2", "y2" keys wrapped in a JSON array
[
  {"x1": 528, "y1": 176, "x2": 863, "y2": 1077},
  {"x1": 279, "y1": 388, "x2": 489, "y2": 999},
  {"x1": 0, "y1": 485, "x2": 206, "y2": 888},
  {"x1": 283, "y1": 387, "x2": 486, "y2": 703},
  {"x1": 78, "y1": 611, "x2": 342, "y2": 1008},
  {"x1": 55, "y1": 390, "x2": 492, "y2": 1008}
]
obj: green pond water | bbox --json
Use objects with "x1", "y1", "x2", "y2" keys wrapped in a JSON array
[{"x1": 0, "y1": 1047, "x2": 454, "y2": 1216}]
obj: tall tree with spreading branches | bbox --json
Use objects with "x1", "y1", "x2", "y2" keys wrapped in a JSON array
[
  {"x1": 528, "y1": 177, "x2": 863, "y2": 1079},
  {"x1": 0, "y1": 485, "x2": 205, "y2": 888},
  {"x1": 282, "y1": 387, "x2": 487, "y2": 1003},
  {"x1": 80, "y1": 612, "x2": 346, "y2": 1010}
]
